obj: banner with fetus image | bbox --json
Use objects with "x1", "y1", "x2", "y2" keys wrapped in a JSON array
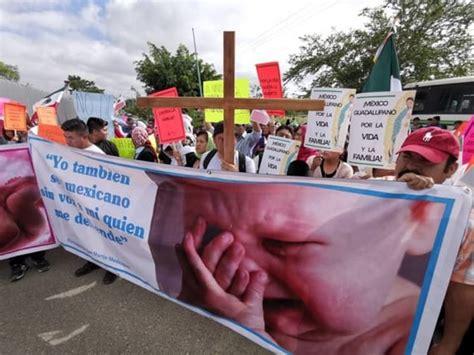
[
  {"x1": 0, "y1": 144, "x2": 57, "y2": 260},
  {"x1": 28, "y1": 134, "x2": 471, "y2": 355}
]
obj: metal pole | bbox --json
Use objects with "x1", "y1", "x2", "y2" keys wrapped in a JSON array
[{"x1": 192, "y1": 28, "x2": 203, "y2": 97}]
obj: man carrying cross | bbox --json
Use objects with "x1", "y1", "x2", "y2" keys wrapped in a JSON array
[{"x1": 200, "y1": 121, "x2": 256, "y2": 173}]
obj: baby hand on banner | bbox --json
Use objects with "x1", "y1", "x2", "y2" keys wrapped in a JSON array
[
  {"x1": 0, "y1": 176, "x2": 46, "y2": 252},
  {"x1": 176, "y1": 217, "x2": 271, "y2": 340}
]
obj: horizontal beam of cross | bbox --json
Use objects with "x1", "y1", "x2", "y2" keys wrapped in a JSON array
[{"x1": 137, "y1": 97, "x2": 325, "y2": 111}]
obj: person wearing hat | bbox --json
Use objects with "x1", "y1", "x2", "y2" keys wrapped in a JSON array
[
  {"x1": 391, "y1": 127, "x2": 473, "y2": 355},
  {"x1": 394, "y1": 126, "x2": 459, "y2": 188}
]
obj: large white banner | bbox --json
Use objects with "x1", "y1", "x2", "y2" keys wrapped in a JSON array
[
  {"x1": 347, "y1": 90, "x2": 416, "y2": 169},
  {"x1": 28, "y1": 134, "x2": 470, "y2": 355},
  {"x1": 29, "y1": 136, "x2": 158, "y2": 288}
]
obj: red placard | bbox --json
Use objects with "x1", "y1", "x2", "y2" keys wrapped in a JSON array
[
  {"x1": 150, "y1": 88, "x2": 186, "y2": 144},
  {"x1": 38, "y1": 124, "x2": 66, "y2": 145},
  {"x1": 256, "y1": 62, "x2": 285, "y2": 117}
]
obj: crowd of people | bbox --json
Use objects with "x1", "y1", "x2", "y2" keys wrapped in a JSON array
[{"x1": 0, "y1": 111, "x2": 472, "y2": 354}]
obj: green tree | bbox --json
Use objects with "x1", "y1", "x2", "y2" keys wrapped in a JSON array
[
  {"x1": 285, "y1": 0, "x2": 473, "y2": 95},
  {"x1": 0, "y1": 60, "x2": 20, "y2": 81},
  {"x1": 135, "y1": 43, "x2": 221, "y2": 124},
  {"x1": 135, "y1": 43, "x2": 221, "y2": 97},
  {"x1": 123, "y1": 98, "x2": 153, "y2": 122},
  {"x1": 67, "y1": 75, "x2": 104, "y2": 93}
]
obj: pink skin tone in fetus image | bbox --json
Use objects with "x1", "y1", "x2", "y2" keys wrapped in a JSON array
[
  {"x1": 148, "y1": 175, "x2": 445, "y2": 355},
  {"x1": 0, "y1": 148, "x2": 53, "y2": 256}
]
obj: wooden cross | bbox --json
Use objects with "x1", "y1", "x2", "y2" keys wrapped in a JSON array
[{"x1": 137, "y1": 31, "x2": 325, "y2": 164}]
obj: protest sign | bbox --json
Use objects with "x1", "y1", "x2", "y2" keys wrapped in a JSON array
[
  {"x1": 29, "y1": 133, "x2": 470, "y2": 355},
  {"x1": 305, "y1": 88, "x2": 356, "y2": 152},
  {"x1": 3, "y1": 102, "x2": 27, "y2": 131},
  {"x1": 347, "y1": 90, "x2": 416, "y2": 169},
  {"x1": 73, "y1": 91, "x2": 115, "y2": 136},
  {"x1": 462, "y1": 115, "x2": 474, "y2": 164},
  {"x1": 38, "y1": 124, "x2": 66, "y2": 145},
  {"x1": 250, "y1": 109, "x2": 270, "y2": 125},
  {"x1": 73, "y1": 91, "x2": 115, "y2": 138},
  {"x1": 255, "y1": 62, "x2": 284, "y2": 117},
  {"x1": 150, "y1": 88, "x2": 186, "y2": 144},
  {"x1": 0, "y1": 97, "x2": 12, "y2": 118},
  {"x1": 203, "y1": 79, "x2": 250, "y2": 124},
  {"x1": 0, "y1": 144, "x2": 57, "y2": 260},
  {"x1": 110, "y1": 138, "x2": 135, "y2": 159},
  {"x1": 258, "y1": 135, "x2": 300, "y2": 175},
  {"x1": 36, "y1": 106, "x2": 58, "y2": 126}
]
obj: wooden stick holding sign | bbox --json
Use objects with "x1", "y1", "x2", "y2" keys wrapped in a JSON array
[{"x1": 137, "y1": 31, "x2": 325, "y2": 164}]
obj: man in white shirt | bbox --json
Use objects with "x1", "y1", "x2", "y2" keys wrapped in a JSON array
[
  {"x1": 200, "y1": 121, "x2": 256, "y2": 173},
  {"x1": 60, "y1": 118, "x2": 118, "y2": 285},
  {"x1": 61, "y1": 118, "x2": 105, "y2": 154}
]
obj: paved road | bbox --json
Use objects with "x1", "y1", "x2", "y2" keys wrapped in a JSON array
[{"x1": 0, "y1": 248, "x2": 270, "y2": 354}]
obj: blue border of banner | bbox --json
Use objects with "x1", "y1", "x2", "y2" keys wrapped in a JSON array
[{"x1": 29, "y1": 135, "x2": 457, "y2": 354}]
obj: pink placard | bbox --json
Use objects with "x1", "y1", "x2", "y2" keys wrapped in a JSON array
[
  {"x1": 462, "y1": 115, "x2": 474, "y2": 164},
  {"x1": 250, "y1": 110, "x2": 270, "y2": 125}
]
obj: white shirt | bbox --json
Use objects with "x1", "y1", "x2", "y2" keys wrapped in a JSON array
[
  {"x1": 313, "y1": 161, "x2": 353, "y2": 179},
  {"x1": 84, "y1": 144, "x2": 105, "y2": 154},
  {"x1": 200, "y1": 150, "x2": 256, "y2": 173}
]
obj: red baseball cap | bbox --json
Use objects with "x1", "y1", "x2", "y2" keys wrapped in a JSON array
[{"x1": 397, "y1": 127, "x2": 460, "y2": 164}]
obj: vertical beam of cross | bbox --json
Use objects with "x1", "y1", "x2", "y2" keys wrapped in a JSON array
[{"x1": 223, "y1": 32, "x2": 235, "y2": 164}]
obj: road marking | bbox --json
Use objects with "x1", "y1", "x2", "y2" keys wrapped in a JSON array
[
  {"x1": 45, "y1": 282, "x2": 97, "y2": 300},
  {"x1": 38, "y1": 324, "x2": 89, "y2": 346}
]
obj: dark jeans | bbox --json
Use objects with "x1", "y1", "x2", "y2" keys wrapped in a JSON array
[{"x1": 9, "y1": 251, "x2": 46, "y2": 267}]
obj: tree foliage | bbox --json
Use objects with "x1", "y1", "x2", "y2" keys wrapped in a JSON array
[
  {"x1": 0, "y1": 60, "x2": 20, "y2": 81},
  {"x1": 285, "y1": 0, "x2": 474, "y2": 95},
  {"x1": 67, "y1": 75, "x2": 104, "y2": 93},
  {"x1": 135, "y1": 43, "x2": 221, "y2": 96},
  {"x1": 123, "y1": 98, "x2": 153, "y2": 122}
]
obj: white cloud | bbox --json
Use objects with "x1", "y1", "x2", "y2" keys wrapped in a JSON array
[{"x1": 0, "y1": 0, "x2": 384, "y2": 98}]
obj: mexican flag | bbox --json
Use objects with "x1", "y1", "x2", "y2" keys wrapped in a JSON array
[{"x1": 362, "y1": 32, "x2": 402, "y2": 92}]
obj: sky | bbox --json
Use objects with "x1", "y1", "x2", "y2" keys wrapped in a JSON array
[{"x1": 0, "y1": 0, "x2": 384, "y2": 98}]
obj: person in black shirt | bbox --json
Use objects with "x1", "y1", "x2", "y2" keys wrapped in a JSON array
[{"x1": 87, "y1": 117, "x2": 119, "y2": 157}]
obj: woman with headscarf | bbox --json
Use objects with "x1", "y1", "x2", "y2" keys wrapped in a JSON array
[
  {"x1": 193, "y1": 130, "x2": 216, "y2": 168},
  {"x1": 131, "y1": 126, "x2": 158, "y2": 162}
]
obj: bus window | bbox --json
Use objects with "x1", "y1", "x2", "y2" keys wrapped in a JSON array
[
  {"x1": 460, "y1": 94, "x2": 474, "y2": 113},
  {"x1": 431, "y1": 86, "x2": 451, "y2": 113},
  {"x1": 413, "y1": 90, "x2": 428, "y2": 114}
]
